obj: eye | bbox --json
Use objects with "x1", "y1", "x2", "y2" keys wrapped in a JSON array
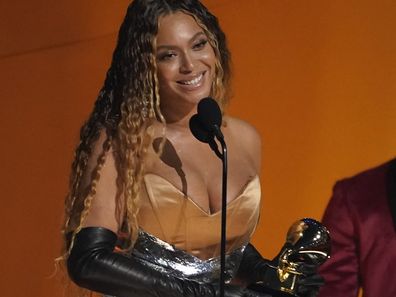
[
  {"x1": 193, "y1": 39, "x2": 208, "y2": 50},
  {"x1": 157, "y1": 52, "x2": 177, "y2": 61}
]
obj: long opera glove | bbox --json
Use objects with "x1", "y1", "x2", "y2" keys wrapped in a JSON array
[{"x1": 67, "y1": 227, "x2": 271, "y2": 297}]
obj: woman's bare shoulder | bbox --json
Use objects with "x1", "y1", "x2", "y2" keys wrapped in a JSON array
[
  {"x1": 224, "y1": 115, "x2": 262, "y2": 172},
  {"x1": 224, "y1": 116, "x2": 261, "y2": 143}
]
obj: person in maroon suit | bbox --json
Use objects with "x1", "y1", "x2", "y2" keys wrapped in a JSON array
[{"x1": 318, "y1": 158, "x2": 396, "y2": 297}]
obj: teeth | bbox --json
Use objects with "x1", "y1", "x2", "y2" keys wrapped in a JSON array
[{"x1": 180, "y1": 73, "x2": 203, "y2": 85}]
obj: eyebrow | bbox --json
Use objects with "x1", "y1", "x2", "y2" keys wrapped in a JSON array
[{"x1": 156, "y1": 32, "x2": 206, "y2": 51}]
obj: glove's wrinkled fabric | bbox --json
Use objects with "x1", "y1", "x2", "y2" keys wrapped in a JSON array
[
  {"x1": 237, "y1": 243, "x2": 272, "y2": 285},
  {"x1": 67, "y1": 227, "x2": 273, "y2": 297},
  {"x1": 295, "y1": 264, "x2": 324, "y2": 297}
]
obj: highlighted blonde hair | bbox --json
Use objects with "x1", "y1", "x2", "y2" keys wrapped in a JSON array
[{"x1": 59, "y1": 1, "x2": 231, "y2": 294}]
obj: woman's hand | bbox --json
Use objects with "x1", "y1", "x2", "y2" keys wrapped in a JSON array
[
  {"x1": 236, "y1": 243, "x2": 273, "y2": 285},
  {"x1": 236, "y1": 243, "x2": 324, "y2": 297},
  {"x1": 295, "y1": 264, "x2": 324, "y2": 297}
]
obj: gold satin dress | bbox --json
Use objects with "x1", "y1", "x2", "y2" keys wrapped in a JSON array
[{"x1": 136, "y1": 173, "x2": 261, "y2": 260}]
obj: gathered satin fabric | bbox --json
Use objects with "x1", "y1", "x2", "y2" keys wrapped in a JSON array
[{"x1": 137, "y1": 173, "x2": 261, "y2": 260}]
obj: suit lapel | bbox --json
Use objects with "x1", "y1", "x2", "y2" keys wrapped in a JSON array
[{"x1": 386, "y1": 158, "x2": 396, "y2": 231}]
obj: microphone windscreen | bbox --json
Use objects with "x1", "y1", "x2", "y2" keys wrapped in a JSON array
[
  {"x1": 189, "y1": 114, "x2": 210, "y2": 143},
  {"x1": 197, "y1": 97, "x2": 222, "y2": 130}
]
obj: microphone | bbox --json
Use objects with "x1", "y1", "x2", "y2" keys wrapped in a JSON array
[
  {"x1": 189, "y1": 114, "x2": 222, "y2": 159},
  {"x1": 196, "y1": 97, "x2": 224, "y2": 140},
  {"x1": 189, "y1": 114, "x2": 211, "y2": 143}
]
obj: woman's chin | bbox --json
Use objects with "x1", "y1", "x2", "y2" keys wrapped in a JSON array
[{"x1": 185, "y1": 88, "x2": 212, "y2": 103}]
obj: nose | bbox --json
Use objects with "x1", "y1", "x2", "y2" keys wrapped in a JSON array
[{"x1": 179, "y1": 52, "x2": 194, "y2": 74}]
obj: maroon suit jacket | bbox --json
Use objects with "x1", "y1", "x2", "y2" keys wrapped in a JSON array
[{"x1": 318, "y1": 159, "x2": 396, "y2": 297}]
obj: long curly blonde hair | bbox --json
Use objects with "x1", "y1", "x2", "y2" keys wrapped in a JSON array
[{"x1": 61, "y1": 0, "x2": 232, "y2": 263}]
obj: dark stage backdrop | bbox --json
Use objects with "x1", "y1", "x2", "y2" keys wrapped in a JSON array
[{"x1": 1, "y1": 0, "x2": 395, "y2": 296}]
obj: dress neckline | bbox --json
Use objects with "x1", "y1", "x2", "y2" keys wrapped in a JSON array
[{"x1": 144, "y1": 173, "x2": 260, "y2": 216}]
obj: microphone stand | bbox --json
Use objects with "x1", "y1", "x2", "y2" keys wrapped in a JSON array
[
  {"x1": 189, "y1": 98, "x2": 228, "y2": 297},
  {"x1": 212, "y1": 126, "x2": 227, "y2": 297}
]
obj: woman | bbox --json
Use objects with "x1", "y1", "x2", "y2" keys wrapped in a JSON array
[{"x1": 62, "y1": 1, "x2": 322, "y2": 296}]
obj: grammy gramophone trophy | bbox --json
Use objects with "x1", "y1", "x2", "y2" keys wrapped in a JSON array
[{"x1": 251, "y1": 218, "x2": 331, "y2": 297}]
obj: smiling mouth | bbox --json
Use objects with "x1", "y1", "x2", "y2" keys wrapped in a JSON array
[{"x1": 177, "y1": 72, "x2": 205, "y2": 86}]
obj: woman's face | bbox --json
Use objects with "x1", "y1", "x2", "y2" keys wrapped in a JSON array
[{"x1": 155, "y1": 12, "x2": 217, "y2": 110}]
